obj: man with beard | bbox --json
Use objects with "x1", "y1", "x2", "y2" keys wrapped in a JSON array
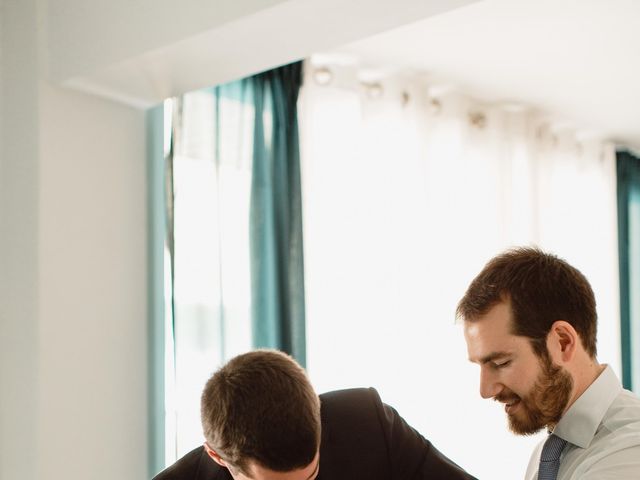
[
  {"x1": 153, "y1": 349, "x2": 476, "y2": 480},
  {"x1": 457, "y1": 247, "x2": 640, "y2": 479}
]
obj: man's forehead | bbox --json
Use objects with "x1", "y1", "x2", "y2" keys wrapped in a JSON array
[{"x1": 463, "y1": 302, "x2": 521, "y2": 361}]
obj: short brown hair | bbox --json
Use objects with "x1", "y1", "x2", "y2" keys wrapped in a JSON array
[
  {"x1": 456, "y1": 247, "x2": 597, "y2": 358},
  {"x1": 200, "y1": 349, "x2": 321, "y2": 474}
]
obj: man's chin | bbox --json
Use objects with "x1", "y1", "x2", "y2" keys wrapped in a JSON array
[{"x1": 507, "y1": 411, "x2": 545, "y2": 436}]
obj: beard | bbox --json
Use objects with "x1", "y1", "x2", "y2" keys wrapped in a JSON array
[{"x1": 495, "y1": 352, "x2": 573, "y2": 435}]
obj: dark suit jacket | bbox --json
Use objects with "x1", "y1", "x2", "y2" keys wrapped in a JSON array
[{"x1": 153, "y1": 388, "x2": 476, "y2": 480}]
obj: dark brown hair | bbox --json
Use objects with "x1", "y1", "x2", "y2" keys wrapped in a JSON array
[
  {"x1": 456, "y1": 247, "x2": 597, "y2": 358},
  {"x1": 200, "y1": 349, "x2": 321, "y2": 474}
]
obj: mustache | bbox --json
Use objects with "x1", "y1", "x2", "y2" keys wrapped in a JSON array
[{"x1": 494, "y1": 391, "x2": 521, "y2": 404}]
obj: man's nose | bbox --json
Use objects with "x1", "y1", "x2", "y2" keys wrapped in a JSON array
[{"x1": 479, "y1": 367, "x2": 502, "y2": 399}]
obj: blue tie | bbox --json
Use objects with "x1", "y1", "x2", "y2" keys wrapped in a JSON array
[{"x1": 538, "y1": 434, "x2": 567, "y2": 480}]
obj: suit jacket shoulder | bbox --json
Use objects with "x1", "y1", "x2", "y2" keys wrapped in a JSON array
[{"x1": 318, "y1": 387, "x2": 476, "y2": 480}]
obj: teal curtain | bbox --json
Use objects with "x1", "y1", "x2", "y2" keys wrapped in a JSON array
[
  {"x1": 146, "y1": 104, "x2": 167, "y2": 476},
  {"x1": 248, "y1": 62, "x2": 307, "y2": 366},
  {"x1": 156, "y1": 62, "x2": 307, "y2": 465},
  {"x1": 616, "y1": 149, "x2": 640, "y2": 392}
]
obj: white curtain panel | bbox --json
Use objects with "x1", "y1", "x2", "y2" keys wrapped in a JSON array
[
  {"x1": 299, "y1": 63, "x2": 619, "y2": 480},
  {"x1": 166, "y1": 92, "x2": 254, "y2": 463}
]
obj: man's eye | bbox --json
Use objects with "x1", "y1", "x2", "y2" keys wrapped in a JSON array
[{"x1": 493, "y1": 360, "x2": 511, "y2": 369}]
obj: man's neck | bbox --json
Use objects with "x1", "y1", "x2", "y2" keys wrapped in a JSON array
[{"x1": 566, "y1": 359, "x2": 605, "y2": 412}]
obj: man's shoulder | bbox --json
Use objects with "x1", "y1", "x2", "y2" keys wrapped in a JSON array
[
  {"x1": 319, "y1": 387, "x2": 383, "y2": 417},
  {"x1": 318, "y1": 387, "x2": 388, "y2": 434},
  {"x1": 152, "y1": 446, "x2": 225, "y2": 480},
  {"x1": 319, "y1": 387, "x2": 381, "y2": 404},
  {"x1": 617, "y1": 387, "x2": 640, "y2": 409},
  {"x1": 604, "y1": 388, "x2": 640, "y2": 433}
]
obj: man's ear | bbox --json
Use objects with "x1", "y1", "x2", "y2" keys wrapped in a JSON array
[
  {"x1": 204, "y1": 443, "x2": 227, "y2": 467},
  {"x1": 547, "y1": 320, "x2": 578, "y2": 363}
]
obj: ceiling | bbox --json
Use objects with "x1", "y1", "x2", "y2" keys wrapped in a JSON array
[
  {"x1": 55, "y1": 0, "x2": 477, "y2": 108},
  {"x1": 328, "y1": 0, "x2": 640, "y2": 150}
]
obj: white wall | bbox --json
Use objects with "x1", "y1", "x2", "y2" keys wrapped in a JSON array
[
  {"x1": 36, "y1": 83, "x2": 147, "y2": 480},
  {"x1": 1, "y1": 2, "x2": 44, "y2": 479},
  {"x1": 1, "y1": 1, "x2": 147, "y2": 479}
]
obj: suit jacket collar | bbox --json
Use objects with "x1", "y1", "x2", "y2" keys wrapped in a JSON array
[{"x1": 194, "y1": 448, "x2": 231, "y2": 480}]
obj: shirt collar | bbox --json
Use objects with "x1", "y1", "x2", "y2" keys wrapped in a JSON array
[{"x1": 552, "y1": 365, "x2": 621, "y2": 449}]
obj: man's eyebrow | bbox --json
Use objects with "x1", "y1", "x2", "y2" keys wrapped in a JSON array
[{"x1": 472, "y1": 351, "x2": 512, "y2": 365}]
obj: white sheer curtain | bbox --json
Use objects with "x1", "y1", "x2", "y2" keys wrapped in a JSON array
[
  {"x1": 165, "y1": 90, "x2": 254, "y2": 464},
  {"x1": 299, "y1": 63, "x2": 619, "y2": 480}
]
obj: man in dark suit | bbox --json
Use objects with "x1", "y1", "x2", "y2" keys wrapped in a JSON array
[{"x1": 153, "y1": 350, "x2": 476, "y2": 480}]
